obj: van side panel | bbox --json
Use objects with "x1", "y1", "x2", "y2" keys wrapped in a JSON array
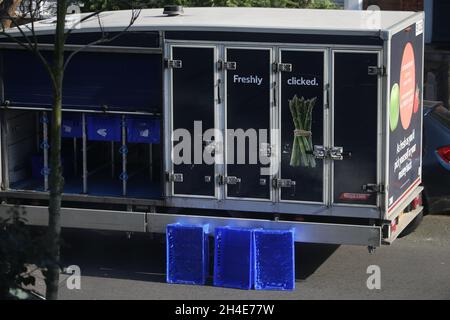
[{"x1": 387, "y1": 20, "x2": 424, "y2": 216}]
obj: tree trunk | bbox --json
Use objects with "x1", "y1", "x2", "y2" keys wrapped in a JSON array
[
  {"x1": 45, "y1": 0, "x2": 66, "y2": 301},
  {"x1": 0, "y1": 0, "x2": 22, "y2": 29}
]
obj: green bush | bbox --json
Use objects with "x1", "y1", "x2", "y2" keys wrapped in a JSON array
[{"x1": 0, "y1": 208, "x2": 45, "y2": 300}]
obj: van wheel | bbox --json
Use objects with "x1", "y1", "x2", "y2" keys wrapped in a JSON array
[{"x1": 398, "y1": 210, "x2": 423, "y2": 238}]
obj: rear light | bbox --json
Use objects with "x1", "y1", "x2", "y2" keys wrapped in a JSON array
[
  {"x1": 411, "y1": 194, "x2": 422, "y2": 210},
  {"x1": 391, "y1": 219, "x2": 398, "y2": 233},
  {"x1": 437, "y1": 145, "x2": 450, "y2": 163}
]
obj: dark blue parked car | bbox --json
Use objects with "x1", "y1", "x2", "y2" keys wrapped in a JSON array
[{"x1": 423, "y1": 102, "x2": 450, "y2": 213}]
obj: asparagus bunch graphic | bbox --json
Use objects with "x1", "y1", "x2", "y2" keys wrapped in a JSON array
[{"x1": 289, "y1": 95, "x2": 317, "y2": 168}]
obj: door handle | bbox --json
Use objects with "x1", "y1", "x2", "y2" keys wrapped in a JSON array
[
  {"x1": 217, "y1": 79, "x2": 222, "y2": 104},
  {"x1": 325, "y1": 83, "x2": 330, "y2": 109}
]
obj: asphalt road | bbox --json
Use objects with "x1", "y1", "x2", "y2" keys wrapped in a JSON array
[{"x1": 31, "y1": 215, "x2": 450, "y2": 300}]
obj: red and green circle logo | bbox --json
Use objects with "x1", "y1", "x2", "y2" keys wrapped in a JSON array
[
  {"x1": 390, "y1": 83, "x2": 400, "y2": 132},
  {"x1": 399, "y1": 42, "x2": 416, "y2": 130},
  {"x1": 413, "y1": 84, "x2": 420, "y2": 114}
]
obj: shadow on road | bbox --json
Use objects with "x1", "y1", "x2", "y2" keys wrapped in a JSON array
[
  {"x1": 60, "y1": 229, "x2": 339, "y2": 284},
  {"x1": 294, "y1": 243, "x2": 339, "y2": 280},
  {"x1": 61, "y1": 229, "x2": 167, "y2": 284}
]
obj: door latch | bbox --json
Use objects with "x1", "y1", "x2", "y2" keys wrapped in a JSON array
[
  {"x1": 259, "y1": 143, "x2": 272, "y2": 158},
  {"x1": 313, "y1": 145, "x2": 327, "y2": 160},
  {"x1": 218, "y1": 60, "x2": 237, "y2": 71},
  {"x1": 330, "y1": 147, "x2": 344, "y2": 161},
  {"x1": 362, "y1": 184, "x2": 385, "y2": 194},
  {"x1": 204, "y1": 140, "x2": 221, "y2": 156},
  {"x1": 165, "y1": 59, "x2": 182, "y2": 69},
  {"x1": 368, "y1": 66, "x2": 386, "y2": 76},
  {"x1": 219, "y1": 175, "x2": 241, "y2": 185},
  {"x1": 313, "y1": 146, "x2": 350, "y2": 161},
  {"x1": 273, "y1": 179, "x2": 296, "y2": 189},
  {"x1": 273, "y1": 63, "x2": 293, "y2": 73},
  {"x1": 167, "y1": 173, "x2": 183, "y2": 183}
]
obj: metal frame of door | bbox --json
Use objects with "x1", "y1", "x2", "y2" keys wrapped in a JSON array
[
  {"x1": 276, "y1": 47, "x2": 330, "y2": 205},
  {"x1": 330, "y1": 49, "x2": 383, "y2": 209},
  {"x1": 166, "y1": 43, "x2": 220, "y2": 199},
  {"x1": 223, "y1": 46, "x2": 274, "y2": 202}
]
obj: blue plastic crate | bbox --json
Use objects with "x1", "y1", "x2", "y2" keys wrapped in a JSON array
[
  {"x1": 62, "y1": 113, "x2": 83, "y2": 138},
  {"x1": 254, "y1": 229, "x2": 295, "y2": 291},
  {"x1": 86, "y1": 114, "x2": 122, "y2": 142},
  {"x1": 213, "y1": 227, "x2": 255, "y2": 290},
  {"x1": 166, "y1": 224, "x2": 209, "y2": 285},
  {"x1": 126, "y1": 116, "x2": 160, "y2": 144}
]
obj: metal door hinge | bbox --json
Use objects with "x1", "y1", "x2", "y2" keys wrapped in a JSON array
[
  {"x1": 368, "y1": 66, "x2": 386, "y2": 77},
  {"x1": 219, "y1": 175, "x2": 241, "y2": 185},
  {"x1": 273, "y1": 179, "x2": 296, "y2": 189},
  {"x1": 273, "y1": 63, "x2": 293, "y2": 73},
  {"x1": 165, "y1": 59, "x2": 182, "y2": 69},
  {"x1": 218, "y1": 60, "x2": 237, "y2": 71},
  {"x1": 167, "y1": 173, "x2": 183, "y2": 183},
  {"x1": 362, "y1": 183, "x2": 385, "y2": 194}
]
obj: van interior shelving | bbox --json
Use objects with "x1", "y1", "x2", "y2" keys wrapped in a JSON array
[{"x1": 4, "y1": 109, "x2": 162, "y2": 200}]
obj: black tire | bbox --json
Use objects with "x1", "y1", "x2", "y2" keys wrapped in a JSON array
[{"x1": 398, "y1": 210, "x2": 424, "y2": 238}]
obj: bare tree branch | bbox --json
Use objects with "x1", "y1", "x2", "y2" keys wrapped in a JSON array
[
  {"x1": 3, "y1": 26, "x2": 56, "y2": 86},
  {"x1": 2, "y1": 15, "x2": 35, "y2": 49},
  {"x1": 63, "y1": 9, "x2": 105, "y2": 40},
  {"x1": 2, "y1": 1, "x2": 141, "y2": 82},
  {"x1": 0, "y1": 1, "x2": 57, "y2": 89}
]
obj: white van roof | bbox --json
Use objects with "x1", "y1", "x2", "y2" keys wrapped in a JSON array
[{"x1": 10, "y1": 7, "x2": 424, "y2": 37}]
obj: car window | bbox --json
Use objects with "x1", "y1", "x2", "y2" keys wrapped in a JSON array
[{"x1": 431, "y1": 105, "x2": 450, "y2": 129}]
